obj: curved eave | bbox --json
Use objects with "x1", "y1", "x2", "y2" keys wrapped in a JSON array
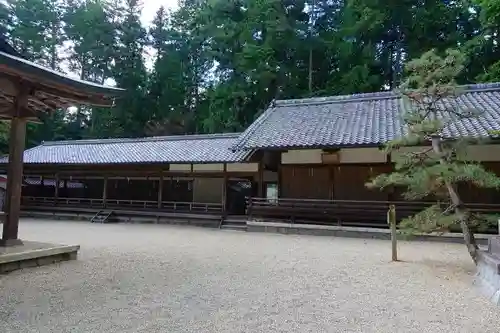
[{"x1": 0, "y1": 51, "x2": 124, "y2": 107}]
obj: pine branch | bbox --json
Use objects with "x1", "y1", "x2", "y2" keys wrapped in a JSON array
[{"x1": 366, "y1": 49, "x2": 491, "y2": 263}]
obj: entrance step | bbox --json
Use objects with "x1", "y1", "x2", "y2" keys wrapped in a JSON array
[
  {"x1": 220, "y1": 218, "x2": 247, "y2": 231},
  {"x1": 220, "y1": 224, "x2": 247, "y2": 231},
  {"x1": 91, "y1": 210, "x2": 114, "y2": 223}
]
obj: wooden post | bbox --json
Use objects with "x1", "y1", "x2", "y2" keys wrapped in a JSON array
[
  {"x1": 222, "y1": 164, "x2": 228, "y2": 216},
  {"x1": 54, "y1": 173, "x2": 59, "y2": 205},
  {"x1": 277, "y1": 163, "x2": 282, "y2": 199},
  {"x1": 102, "y1": 176, "x2": 108, "y2": 208},
  {"x1": 2, "y1": 117, "x2": 28, "y2": 246},
  {"x1": 40, "y1": 175, "x2": 44, "y2": 198},
  {"x1": 257, "y1": 159, "x2": 264, "y2": 197},
  {"x1": 1, "y1": 84, "x2": 30, "y2": 246},
  {"x1": 329, "y1": 165, "x2": 335, "y2": 200},
  {"x1": 158, "y1": 172, "x2": 163, "y2": 209},
  {"x1": 387, "y1": 204, "x2": 398, "y2": 261}
]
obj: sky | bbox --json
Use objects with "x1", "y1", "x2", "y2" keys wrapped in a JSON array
[{"x1": 140, "y1": 0, "x2": 179, "y2": 26}]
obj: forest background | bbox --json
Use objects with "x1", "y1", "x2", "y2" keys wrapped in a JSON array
[{"x1": 2, "y1": 0, "x2": 500, "y2": 152}]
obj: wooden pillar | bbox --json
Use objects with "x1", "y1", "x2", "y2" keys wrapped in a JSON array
[
  {"x1": 257, "y1": 159, "x2": 264, "y2": 198},
  {"x1": 158, "y1": 172, "x2": 163, "y2": 209},
  {"x1": 222, "y1": 164, "x2": 228, "y2": 216},
  {"x1": 277, "y1": 153, "x2": 282, "y2": 199},
  {"x1": 329, "y1": 165, "x2": 335, "y2": 200},
  {"x1": 40, "y1": 175, "x2": 44, "y2": 197},
  {"x1": 102, "y1": 176, "x2": 108, "y2": 208},
  {"x1": 2, "y1": 117, "x2": 27, "y2": 246},
  {"x1": 54, "y1": 173, "x2": 59, "y2": 205},
  {"x1": 2, "y1": 85, "x2": 29, "y2": 246}
]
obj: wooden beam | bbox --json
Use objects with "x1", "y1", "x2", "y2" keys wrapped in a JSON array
[
  {"x1": 1, "y1": 86, "x2": 29, "y2": 246},
  {"x1": 35, "y1": 88, "x2": 113, "y2": 107},
  {"x1": 0, "y1": 71, "x2": 114, "y2": 107}
]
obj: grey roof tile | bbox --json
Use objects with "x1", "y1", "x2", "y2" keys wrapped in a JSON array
[
  {"x1": 232, "y1": 83, "x2": 500, "y2": 150},
  {"x1": 3, "y1": 133, "x2": 250, "y2": 165}
]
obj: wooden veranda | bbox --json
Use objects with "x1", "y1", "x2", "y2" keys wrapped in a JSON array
[{"x1": 246, "y1": 160, "x2": 500, "y2": 232}]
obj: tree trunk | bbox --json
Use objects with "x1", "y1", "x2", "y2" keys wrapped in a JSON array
[{"x1": 431, "y1": 137, "x2": 479, "y2": 263}]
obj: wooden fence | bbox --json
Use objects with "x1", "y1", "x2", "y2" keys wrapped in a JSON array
[
  {"x1": 246, "y1": 197, "x2": 500, "y2": 228},
  {"x1": 22, "y1": 196, "x2": 223, "y2": 214}
]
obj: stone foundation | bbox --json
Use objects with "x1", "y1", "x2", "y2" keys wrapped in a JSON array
[
  {"x1": 474, "y1": 237, "x2": 500, "y2": 305},
  {"x1": 0, "y1": 241, "x2": 80, "y2": 273}
]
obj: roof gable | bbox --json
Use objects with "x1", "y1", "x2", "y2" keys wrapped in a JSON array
[{"x1": 232, "y1": 83, "x2": 500, "y2": 150}]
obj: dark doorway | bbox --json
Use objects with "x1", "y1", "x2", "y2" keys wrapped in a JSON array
[{"x1": 227, "y1": 179, "x2": 252, "y2": 215}]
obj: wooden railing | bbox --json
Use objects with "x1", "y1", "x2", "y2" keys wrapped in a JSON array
[
  {"x1": 22, "y1": 196, "x2": 223, "y2": 214},
  {"x1": 246, "y1": 197, "x2": 500, "y2": 227},
  {"x1": 23, "y1": 196, "x2": 105, "y2": 208}
]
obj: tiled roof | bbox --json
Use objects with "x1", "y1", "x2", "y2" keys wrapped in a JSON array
[
  {"x1": 232, "y1": 83, "x2": 500, "y2": 150},
  {"x1": 1, "y1": 133, "x2": 250, "y2": 165}
]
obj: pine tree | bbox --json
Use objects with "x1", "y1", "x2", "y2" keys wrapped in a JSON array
[
  {"x1": 367, "y1": 49, "x2": 500, "y2": 263},
  {"x1": 64, "y1": 0, "x2": 117, "y2": 138},
  {"x1": 7, "y1": 0, "x2": 66, "y2": 68}
]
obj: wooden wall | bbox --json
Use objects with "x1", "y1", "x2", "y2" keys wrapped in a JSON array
[
  {"x1": 193, "y1": 178, "x2": 223, "y2": 203},
  {"x1": 280, "y1": 164, "x2": 390, "y2": 201},
  {"x1": 281, "y1": 166, "x2": 330, "y2": 199},
  {"x1": 278, "y1": 162, "x2": 500, "y2": 203},
  {"x1": 334, "y1": 165, "x2": 390, "y2": 201}
]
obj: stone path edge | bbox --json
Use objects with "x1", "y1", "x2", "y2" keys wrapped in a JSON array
[{"x1": 246, "y1": 221, "x2": 491, "y2": 245}]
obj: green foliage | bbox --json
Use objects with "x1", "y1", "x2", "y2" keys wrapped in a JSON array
[{"x1": 367, "y1": 49, "x2": 500, "y2": 236}]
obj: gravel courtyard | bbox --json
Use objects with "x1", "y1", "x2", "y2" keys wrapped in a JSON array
[{"x1": 0, "y1": 219, "x2": 499, "y2": 333}]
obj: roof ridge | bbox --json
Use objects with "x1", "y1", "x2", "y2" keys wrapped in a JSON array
[
  {"x1": 42, "y1": 132, "x2": 242, "y2": 146},
  {"x1": 274, "y1": 82, "x2": 500, "y2": 107},
  {"x1": 231, "y1": 104, "x2": 277, "y2": 151}
]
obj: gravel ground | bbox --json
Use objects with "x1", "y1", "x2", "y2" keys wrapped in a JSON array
[{"x1": 0, "y1": 219, "x2": 499, "y2": 333}]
